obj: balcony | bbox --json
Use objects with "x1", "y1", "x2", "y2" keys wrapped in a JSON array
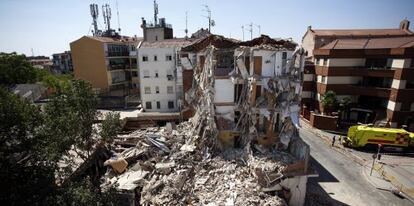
[
  {"x1": 108, "y1": 64, "x2": 131, "y2": 71},
  {"x1": 317, "y1": 83, "x2": 391, "y2": 98},
  {"x1": 350, "y1": 85, "x2": 391, "y2": 98},
  {"x1": 315, "y1": 65, "x2": 395, "y2": 77},
  {"x1": 107, "y1": 51, "x2": 129, "y2": 57}
]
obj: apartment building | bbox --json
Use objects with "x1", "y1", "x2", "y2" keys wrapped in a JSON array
[
  {"x1": 182, "y1": 35, "x2": 301, "y2": 141},
  {"x1": 313, "y1": 36, "x2": 414, "y2": 130},
  {"x1": 138, "y1": 38, "x2": 192, "y2": 112},
  {"x1": 52, "y1": 51, "x2": 73, "y2": 74},
  {"x1": 300, "y1": 19, "x2": 414, "y2": 130},
  {"x1": 70, "y1": 36, "x2": 141, "y2": 97}
]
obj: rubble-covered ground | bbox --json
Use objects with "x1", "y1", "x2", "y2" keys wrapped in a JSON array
[{"x1": 102, "y1": 121, "x2": 298, "y2": 205}]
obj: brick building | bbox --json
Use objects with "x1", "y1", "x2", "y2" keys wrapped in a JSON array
[{"x1": 301, "y1": 20, "x2": 414, "y2": 131}]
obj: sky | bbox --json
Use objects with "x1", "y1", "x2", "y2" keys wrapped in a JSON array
[{"x1": 0, "y1": 0, "x2": 413, "y2": 56}]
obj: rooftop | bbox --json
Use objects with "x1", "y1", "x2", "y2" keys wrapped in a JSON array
[
  {"x1": 86, "y1": 35, "x2": 142, "y2": 43},
  {"x1": 320, "y1": 36, "x2": 414, "y2": 50},
  {"x1": 140, "y1": 38, "x2": 195, "y2": 48},
  {"x1": 310, "y1": 28, "x2": 413, "y2": 37}
]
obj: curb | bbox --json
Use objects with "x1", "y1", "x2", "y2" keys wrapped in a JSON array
[
  {"x1": 300, "y1": 119, "x2": 414, "y2": 202},
  {"x1": 373, "y1": 163, "x2": 414, "y2": 202}
]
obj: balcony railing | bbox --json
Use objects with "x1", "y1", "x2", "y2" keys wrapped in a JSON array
[
  {"x1": 108, "y1": 64, "x2": 131, "y2": 71},
  {"x1": 107, "y1": 51, "x2": 130, "y2": 57}
]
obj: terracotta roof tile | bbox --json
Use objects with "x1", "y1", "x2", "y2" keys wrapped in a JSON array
[
  {"x1": 320, "y1": 36, "x2": 414, "y2": 50},
  {"x1": 311, "y1": 28, "x2": 413, "y2": 37}
]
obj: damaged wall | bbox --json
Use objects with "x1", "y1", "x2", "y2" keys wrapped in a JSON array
[{"x1": 101, "y1": 35, "x2": 311, "y2": 206}]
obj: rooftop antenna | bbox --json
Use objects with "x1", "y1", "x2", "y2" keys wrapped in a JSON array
[
  {"x1": 245, "y1": 23, "x2": 253, "y2": 40},
  {"x1": 202, "y1": 5, "x2": 215, "y2": 32},
  {"x1": 102, "y1": 4, "x2": 112, "y2": 32},
  {"x1": 116, "y1": 0, "x2": 121, "y2": 33},
  {"x1": 253, "y1": 23, "x2": 261, "y2": 36},
  {"x1": 154, "y1": 0, "x2": 159, "y2": 26},
  {"x1": 185, "y1": 11, "x2": 188, "y2": 38},
  {"x1": 90, "y1": 4, "x2": 99, "y2": 36},
  {"x1": 242, "y1": 26, "x2": 245, "y2": 41}
]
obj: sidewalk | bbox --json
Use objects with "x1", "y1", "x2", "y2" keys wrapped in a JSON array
[{"x1": 300, "y1": 118, "x2": 414, "y2": 201}]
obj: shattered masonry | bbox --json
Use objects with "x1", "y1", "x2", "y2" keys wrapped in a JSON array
[{"x1": 102, "y1": 35, "x2": 311, "y2": 206}]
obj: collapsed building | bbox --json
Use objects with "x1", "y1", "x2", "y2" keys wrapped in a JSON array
[{"x1": 102, "y1": 35, "x2": 312, "y2": 206}]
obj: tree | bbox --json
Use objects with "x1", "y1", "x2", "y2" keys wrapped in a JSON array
[
  {"x1": 0, "y1": 80, "x2": 121, "y2": 205},
  {"x1": 0, "y1": 52, "x2": 37, "y2": 86},
  {"x1": 321, "y1": 90, "x2": 338, "y2": 115}
]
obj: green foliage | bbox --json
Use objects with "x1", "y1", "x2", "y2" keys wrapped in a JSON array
[
  {"x1": 0, "y1": 80, "x2": 121, "y2": 205},
  {"x1": 339, "y1": 97, "x2": 351, "y2": 111},
  {"x1": 36, "y1": 69, "x2": 72, "y2": 89},
  {"x1": 321, "y1": 90, "x2": 338, "y2": 114},
  {"x1": 0, "y1": 52, "x2": 37, "y2": 85},
  {"x1": 100, "y1": 112, "x2": 122, "y2": 145}
]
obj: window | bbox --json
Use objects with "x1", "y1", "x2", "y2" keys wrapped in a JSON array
[
  {"x1": 167, "y1": 86, "x2": 173, "y2": 94},
  {"x1": 145, "y1": 102, "x2": 152, "y2": 109},
  {"x1": 155, "y1": 86, "x2": 160, "y2": 94},
  {"x1": 132, "y1": 71, "x2": 138, "y2": 77},
  {"x1": 156, "y1": 101, "x2": 161, "y2": 109},
  {"x1": 323, "y1": 58, "x2": 327, "y2": 66},
  {"x1": 155, "y1": 71, "x2": 159, "y2": 78},
  {"x1": 154, "y1": 55, "x2": 158, "y2": 61},
  {"x1": 315, "y1": 58, "x2": 320, "y2": 65},
  {"x1": 167, "y1": 71, "x2": 174, "y2": 81},
  {"x1": 143, "y1": 70, "x2": 150, "y2": 78},
  {"x1": 321, "y1": 76, "x2": 326, "y2": 83},
  {"x1": 144, "y1": 87, "x2": 151, "y2": 94},
  {"x1": 155, "y1": 36, "x2": 158, "y2": 41},
  {"x1": 411, "y1": 59, "x2": 414, "y2": 67},
  {"x1": 282, "y1": 52, "x2": 287, "y2": 59},
  {"x1": 168, "y1": 101, "x2": 174, "y2": 109},
  {"x1": 142, "y1": 56, "x2": 148, "y2": 62},
  {"x1": 166, "y1": 55, "x2": 172, "y2": 61}
]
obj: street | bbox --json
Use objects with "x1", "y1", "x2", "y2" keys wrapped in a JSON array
[{"x1": 300, "y1": 127, "x2": 413, "y2": 206}]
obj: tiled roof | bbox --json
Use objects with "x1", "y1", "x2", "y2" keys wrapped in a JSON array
[
  {"x1": 320, "y1": 36, "x2": 414, "y2": 50},
  {"x1": 311, "y1": 28, "x2": 413, "y2": 37},
  {"x1": 140, "y1": 38, "x2": 194, "y2": 48}
]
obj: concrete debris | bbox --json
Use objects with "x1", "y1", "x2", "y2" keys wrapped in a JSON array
[{"x1": 101, "y1": 35, "x2": 310, "y2": 206}]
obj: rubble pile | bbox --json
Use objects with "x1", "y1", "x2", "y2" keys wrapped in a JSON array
[
  {"x1": 101, "y1": 120, "x2": 298, "y2": 205},
  {"x1": 101, "y1": 36, "x2": 310, "y2": 205}
]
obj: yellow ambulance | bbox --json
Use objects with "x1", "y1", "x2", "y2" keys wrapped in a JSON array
[{"x1": 344, "y1": 125, "x2": 413, "y2": 148}]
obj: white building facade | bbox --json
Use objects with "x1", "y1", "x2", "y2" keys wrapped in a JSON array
[{"x1": 138, "y1": 40, "x2": 191, "y2": 112}]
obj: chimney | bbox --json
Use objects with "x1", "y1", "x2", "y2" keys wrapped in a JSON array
[
  {"x1": 307, "y1": 25, "x2": 312, "y2": 31},
  {"x1": 399, "y1": 19, "x2": 410, "y2": 30}
]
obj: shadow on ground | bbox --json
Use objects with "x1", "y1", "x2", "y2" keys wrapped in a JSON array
[{"x1": 305, "y1": 157, "x2": 349, "y2": 206}]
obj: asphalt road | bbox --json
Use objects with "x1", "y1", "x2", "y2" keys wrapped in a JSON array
[{"x1": 300, "y1": 127, "x2": 413, "y2": 206}]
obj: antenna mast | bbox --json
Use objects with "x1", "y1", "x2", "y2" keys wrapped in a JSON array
[
  {"x1": 202, "y1": 5, "x2": 214, "y2": 32},
  {"x1": 116, "y1": 0, "x2": 121, "y2": 33},
  {"x1": 185, "y1": 11, "x2": 188, "y2": 38},
  {"x1": 242, "y1": 26, "x2": 245, "y2": 41},
  {"x1": 90, "y1": 4, "x2": 99, "y2": 36},
  {"x1": 154, "y1": 0, "x2": 159, "y2": 26},
  {"x1": 102, "y1": 4, "x2": 112, "y2": 32}
]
